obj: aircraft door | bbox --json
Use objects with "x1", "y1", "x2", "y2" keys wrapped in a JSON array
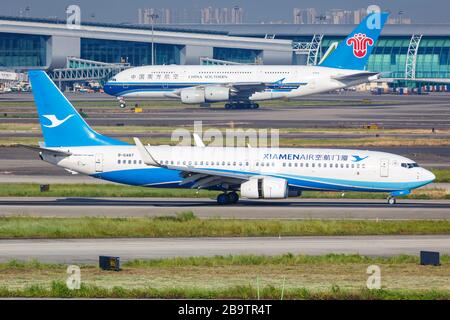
[
  {"x1": 380, "y1": 159, "x2": 389, "y2": 177},
  {"x1": 95, "y1": 154, "x2": 104, "y2": 172}
]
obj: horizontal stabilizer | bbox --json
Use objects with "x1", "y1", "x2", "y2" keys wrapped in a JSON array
[
  {"x1": 332, "y1": 72, "x2": 380, "y2": 82},
  {"x1": 19, "y1": 144, "x2": 72, "y2": 157}
]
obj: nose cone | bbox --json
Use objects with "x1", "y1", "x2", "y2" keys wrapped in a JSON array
[
  {"x1": 425, "y1": 170, "x2": 436, "y2": 182},
  {"x1": 424, "y1": 169, "x2": 436, "y2": 183}
]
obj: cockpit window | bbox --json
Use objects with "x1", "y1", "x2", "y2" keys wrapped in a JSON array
[
  {"x1": 110, "y1": 78, "x2": 117, "y2": 82},
  {"x1": 401, "y1": 163, "x2": 419, "y2": 169}
]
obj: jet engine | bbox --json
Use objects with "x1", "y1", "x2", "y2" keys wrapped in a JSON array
[
  {"x1": 180, "y1": 89, "x2": 205, "y2": 104},
  {"x1": 180, "y1": 87, "x2": 230, "y2": 104},
  {"x1": 240, "y1": 177, "x2": 288, "y2": 199},
  {"x1": 204, "y1": 86, "x2": 230, "y2": 102}
]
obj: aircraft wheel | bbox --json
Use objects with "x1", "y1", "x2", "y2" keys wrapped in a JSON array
[
  {"x1": 228, "y1": 192, "x2": 239, "y2": 204},
  {"x1": 119, "y1": 102, "x2": 126, "y2": 109},
  {"x1": 387, "y1": 197, "x2": 397, "y2": 205},
  {"x1": 225, "y1": 103, "x2": 231, "y2": 109},
  {"x1": 217, "y1": 193, "x2": 229, "y2": 205}
]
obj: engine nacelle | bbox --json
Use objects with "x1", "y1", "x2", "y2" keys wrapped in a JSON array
[
  {"x1": 204, "y1": 86, "x2": 230, "y2": 102},
  {"x1": 241, "y1": 177, "x2": 288, "y2": 199},
  {"x1": 180, "y1": 89, "x2": 205, "y2": 104}
]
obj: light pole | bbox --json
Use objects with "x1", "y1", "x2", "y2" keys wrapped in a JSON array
[{"x1": 149, "y1": 13, "x2": 159, "y2": 65}]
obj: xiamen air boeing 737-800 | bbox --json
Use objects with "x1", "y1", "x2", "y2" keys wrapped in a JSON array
[
  {"x1": 104, "y1": 13, "x2": 388, "y2": 109},
  {"x1": 25, "y1": 70, "x2": 435, "y2": 205}
]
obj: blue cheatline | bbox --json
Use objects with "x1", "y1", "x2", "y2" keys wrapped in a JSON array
[
  {"x1": 28, "y1": 70, "x2": 129, "y2": 147},
  {"x1": 320, "y1": 12, "x2": 389, "y2": 70},
  {"x1": 92, "y1": 167, "x2": 431, "y2": 192}
]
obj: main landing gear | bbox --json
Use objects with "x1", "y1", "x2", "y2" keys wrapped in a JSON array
[
  {"x1": 217, "y1": 192, "x2": 240, "y2": 205},
  {"x1": 224, "y1": 102, "x2": 260, "y2": 110}
]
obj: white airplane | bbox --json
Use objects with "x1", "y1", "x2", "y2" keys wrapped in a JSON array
[
  {"x1": 104, "y1": 12, "x2": 388, "y2": 109},
  {"x1": 26, "y1": 70, "x2": 435, "y2": 205}
]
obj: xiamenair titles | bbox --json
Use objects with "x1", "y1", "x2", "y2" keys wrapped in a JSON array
[{"x1": 104, "y1": 12, "x2": 388, "y2": 109}]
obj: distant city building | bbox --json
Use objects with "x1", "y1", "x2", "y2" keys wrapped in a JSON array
[
  {"x1": 388, "y1": 16, "x2": 413, "y2": 25},
  {"x1": 139, "y1": 8, "x2": 200, "y2": 24},
  {"x1": 353, "y1": 8, "x2": 368, "y2": 24},
  {"x1": 292, "y1": 7, "x2": 412, "y2": 25},
  {"x1": 327, "y1": 9, "x2": 354, "y2": 24},
  {"x1": 231, "y1": 6, "x2": 244, "y2": 24},
  {"x1": 293, "y1": 8, "x2": 317, "y2": 24},
  {"x1": 201, "y1": 6, "x2": 243, "y2": 24}
]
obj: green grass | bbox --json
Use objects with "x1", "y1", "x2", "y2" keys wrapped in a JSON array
[
  {"x1": 0, "y1": 216, "x2": 449, "y2": 238},
  {"x1": 434, "y1": 169, "x2": 450, "y2": 183},
  {"x1": 0, "y1": 183, "x2": 448, "y2": 198},
  {"x1": 0, "y1": 281, "x2": 448, "y2": 299},
  {"x1": 0, "y1": 254, "x2": 448, "y2": 299}
]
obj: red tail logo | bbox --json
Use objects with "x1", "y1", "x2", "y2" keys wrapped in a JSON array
[{"x1": 346, "y1": 33, "x2": 374, "y2": 58}]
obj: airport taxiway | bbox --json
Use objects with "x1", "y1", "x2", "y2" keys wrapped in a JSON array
[
  {"x1": 0, "y1": 235, "x2": 448, "y2": 263},
  {"x1": 0, "y1": 197, "x2": 449, "y2": 220}
]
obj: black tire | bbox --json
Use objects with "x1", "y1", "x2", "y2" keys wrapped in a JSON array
[
  {"x1": 119, "y1": 103, "x2": 126, "y2": 109},
  {"x1": 228, "y1": 192, "x2": 239, "y2": 204},
  {"x1": 217, "y1": 194, "x2": 228, "y2": 205},
  {"x1": 225, "y1": 103, "x2": 231, "y2": 109}
]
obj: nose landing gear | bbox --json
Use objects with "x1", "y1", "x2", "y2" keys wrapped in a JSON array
[
  {"x1": 387, "y1": 196, "x2": 397, "y2": 205},
  {"x1": 118, "y1": 97, "x2": 126, "y2": 109}
]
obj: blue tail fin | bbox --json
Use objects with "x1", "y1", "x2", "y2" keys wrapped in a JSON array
[
  {"x1": 320, "y1": 12, "x2": 389, "y2": 70},
  {"x1": 29, "y1": 70, "x2": 129, "y2": 147}
]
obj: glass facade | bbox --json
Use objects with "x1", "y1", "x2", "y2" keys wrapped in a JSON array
[
  {"x1": 320, "y1": 36, "x2": 450, "y2": 79},
  {"x1": 0, "y1": 32, "x2": 47, "y2": 67},
  {"x1": 213, "y1": 47, "x2": 262, "y2": 64},
  {"x1": 80, "y1": 38, "x2": 182, "y2": 66}
]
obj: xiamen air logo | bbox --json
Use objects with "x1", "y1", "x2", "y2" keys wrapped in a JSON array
[
  {"x1": 346, "y1": 33, "x2": 374, "y2": 58},
  {"x1": 42, "y1": 114, "x2": 74, "y2": 128},
  {"x1": 352, "y1": 155, "x2": 369, "y2": 162}
]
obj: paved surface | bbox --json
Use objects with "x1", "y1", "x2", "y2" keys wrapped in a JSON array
[
  {"x1": 0, "y1": 197, "x2": 449, "y2": 220},
  {"x1": 1, "y1": 92, "x2": 450, "y2": 129},
  {"x1": 0, "y1": 235, "x2": 448, "y2": 263}
]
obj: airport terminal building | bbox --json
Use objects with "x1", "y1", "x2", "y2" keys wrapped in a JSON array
[{"x1": 1, "y1": 16, "x2": 450, "y2": 84}]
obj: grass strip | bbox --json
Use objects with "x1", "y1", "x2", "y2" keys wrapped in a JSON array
[
  {"x1": 0, "y1": 215, "x2": 449, "y2": 238},
  {"x1": 0, "y1": 254, "x2": 448, "y2": 300},
  {"x1": 0, "y1": 281, "x2": 448, "y2": 300}
]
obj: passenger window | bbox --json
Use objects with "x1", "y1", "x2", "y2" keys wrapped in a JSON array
[{"x1": 118, "y1": 160, "x2": 121, "y2": 164}]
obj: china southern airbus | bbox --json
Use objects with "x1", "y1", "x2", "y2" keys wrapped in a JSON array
[
  {"x1": 26, "y1": 70, "x2": 435, "y2": 205},
  {"x1": 104, "y1": 13, "x2": 388, "y2": 109}
]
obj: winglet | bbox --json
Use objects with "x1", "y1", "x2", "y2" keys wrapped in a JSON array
[
  {"x1": 133, "y1": 137, "x2": 160, "y2": 166},
  {"x1": 193, "y1": 133, "x2": 206, "y2": 147}
]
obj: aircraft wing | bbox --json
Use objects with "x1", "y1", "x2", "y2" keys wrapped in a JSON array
[
  {"x1": 133, "y1": 137, "x2": 250, "y2": 189},
  {"x1": 332, "y1": 72, "x2": 380, "y2": 83},
  {"x1": 19, "y1": 145, "x2": 72, "y2": 157}
]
